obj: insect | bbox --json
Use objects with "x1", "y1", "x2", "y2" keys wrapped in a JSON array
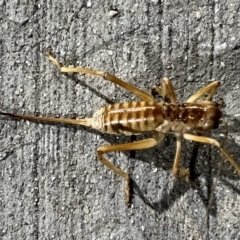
[{"x1": 1, "y1": 50, "x2": 240, "y2": 204}]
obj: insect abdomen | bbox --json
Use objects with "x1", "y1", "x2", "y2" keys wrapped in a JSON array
[{"x1": 91, "y1": 102, "x2": 164, "y2": 135}]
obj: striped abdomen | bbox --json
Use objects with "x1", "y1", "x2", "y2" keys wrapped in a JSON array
[
  {"x1": 91, "y1": 102, "x2": 165, "y2": 135},
  {"x1": 90, "y1": 101, "x2": 222, "y2": 135}
]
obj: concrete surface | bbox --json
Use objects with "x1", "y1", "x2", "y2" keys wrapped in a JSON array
[{"x1": 0, "y1": 1, "x2": 240, "y2": 239}]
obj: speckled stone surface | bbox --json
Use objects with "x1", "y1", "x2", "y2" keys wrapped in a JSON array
[{"x1": 0, "y1": 1, "x2": 240, "y2": 239}]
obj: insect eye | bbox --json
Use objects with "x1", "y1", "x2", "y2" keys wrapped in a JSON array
[
  {"x1": 213, "y1": 121, "x2": 220, "y2": 129},
  {"x1": 216, "y1": 99, "x2": 225, "y2": 108}
]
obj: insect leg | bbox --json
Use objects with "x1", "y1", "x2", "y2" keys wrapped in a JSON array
[
  {"x1": 152, "y1": 77, "x2": 177, "y2": 104},
  {"x1": 186, "y1": 81, "x2": 220, "y2": 102},
  {"x1": 183, "y1": 134, "x2": 240, "y2": 174},
  {"x1": 46, "y1": 50, "x2": 154, "y2": 102},
  {"x1": 172, "y1": 134, "x2": 190, "y2": 180},
  {"x1": 97, "y1": 132, "x2": 165, "y2": 204}
]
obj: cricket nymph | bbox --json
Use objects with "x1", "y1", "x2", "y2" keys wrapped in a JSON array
[
  {"x1": 1, "y1": 50, "x2": 239, "y2": 204},
  {"x1": 91, "y1": 101, "x2": 222, "y2": 135}
]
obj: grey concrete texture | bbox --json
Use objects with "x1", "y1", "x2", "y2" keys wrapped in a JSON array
[{"x1": 0, "y1": 0, "x2": 240, "y2": 239}]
